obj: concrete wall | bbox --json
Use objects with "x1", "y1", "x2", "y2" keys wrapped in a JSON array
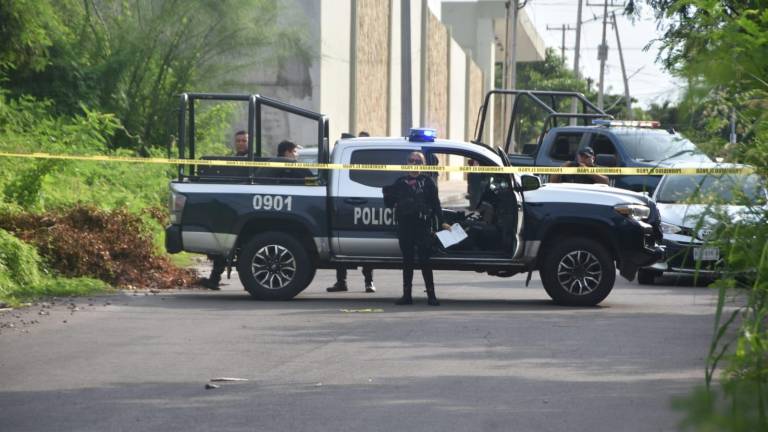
[
  {"x1": 352, "y1": 0, "x2": 390, "y2": 137},
  {"x1": 410, "y1": 0, "x2": 423, "y2": 131},
  {"x1": 238, "y1": 0, "x2": 492, "y2": 156},
  {"x1": 232, "y1": 0, "x2": 320, "y2": 156},
  {"x1": 424, "y1": 11, "x2": 449, "y2": 137},
  {"x1": 448, "y1": 38, "x2": 467, "y2": 142},
  {"x1": 466, "y1": 59, "x2": 484, "y2": 144},
  {"x1": 389, "y1": 0, "x2": 401, "y2": 136},
  {"x1": 320, "y1": 0, "x2": 352, "y2": 145}
]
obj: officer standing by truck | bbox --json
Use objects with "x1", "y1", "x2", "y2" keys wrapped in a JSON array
[
  {"x1": 328, "y1": 131, "x2": 376, "y2": 294},
  {"x1": 384, "y1": 151, "x2": 451, "y2": 306},
  {"x1": 201, "y1": 130, "x2": 249, "y2": 290}
]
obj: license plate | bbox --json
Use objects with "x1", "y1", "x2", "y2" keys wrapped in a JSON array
[{"x1": 693, "y1": 247, "x2": 719, "y2": 261}]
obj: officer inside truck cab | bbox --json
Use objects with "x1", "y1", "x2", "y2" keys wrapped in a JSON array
[
  {"x1": 549, "y1": 146, "x2": 609, "y2": 185},
  {"x1": 277, "y1": 140, "x2": 301, "y2": 160},
  {"x1": 258, "y1": 140, "x2": 312, "y2": 179},
  {"x1": 233, "y1": 130, "x2": 248, "y2": 156}
]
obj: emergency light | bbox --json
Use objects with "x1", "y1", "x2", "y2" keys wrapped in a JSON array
[
  {"x1": 592, "y1": 119, "x2": 661, "y2": 128},
  {"x1": 409, "y1": 128, "x2": 437, "y2": 142}
]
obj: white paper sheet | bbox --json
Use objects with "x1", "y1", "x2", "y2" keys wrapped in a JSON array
[{"x1": 435, "y1": 223, "x2": 468, "y2": 248}]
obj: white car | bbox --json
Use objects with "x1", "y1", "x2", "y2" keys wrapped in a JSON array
[{"x1": 638, "y1": 163, "x2": 766, "y2": 284}]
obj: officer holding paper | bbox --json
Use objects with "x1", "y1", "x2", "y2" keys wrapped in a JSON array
[{"x1": 383, "y1": 151, "x2": 450, "y2": 306}]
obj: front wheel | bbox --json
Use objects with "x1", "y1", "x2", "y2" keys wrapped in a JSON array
[
  {"x1": 540, "y1": 237, "x2": 616, "y2": 306},
  {"x1": 237, "y1": 232, "x2": 314, "y2": 300}
]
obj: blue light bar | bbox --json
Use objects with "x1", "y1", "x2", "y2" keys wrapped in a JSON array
[
  {"x1": 592, "y1": 119, "x2": 611, "y2": 126},
  {"x1": 409, "y1": 127, "x2": 437, "y2": 142}
]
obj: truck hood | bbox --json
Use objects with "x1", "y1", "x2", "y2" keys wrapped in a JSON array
[
  {"x1": 525, "y1": 183, "x2": 652, "y2": 207},
  {"x1": 657, "y1": 203, "x2": 762, "y2": 229}
]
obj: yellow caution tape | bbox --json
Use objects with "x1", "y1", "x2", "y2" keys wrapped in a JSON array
[{"x1": 0, "y1": 151, "x2": 755, "y2": 176}]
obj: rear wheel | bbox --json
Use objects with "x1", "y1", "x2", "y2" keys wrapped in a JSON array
[
  {"x1": 237, "y1": 232, "x2": 314, "y2": 300},
  {"x1": 637, "y1": 269, "x2": 660, "y2": 285},
  {"x1": 540, "y1": 237, "x2": 615, "y2": 306}
]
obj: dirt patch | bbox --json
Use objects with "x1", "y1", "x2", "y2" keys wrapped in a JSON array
[{"x1": 1, "y1": 205, "x2": 196, "y2": 290}]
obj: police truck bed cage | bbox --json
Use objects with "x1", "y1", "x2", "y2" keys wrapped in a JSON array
[
  {"x1": 473, "y1": 89, "x2": 613, "y2": 154},
  {"x1": 173, "y1": 92, "x2": 329, "y2": 183}
]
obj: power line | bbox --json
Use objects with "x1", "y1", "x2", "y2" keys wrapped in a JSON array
[{"x1": 546, "y1": 23, "x2": 576, "y2": 62}]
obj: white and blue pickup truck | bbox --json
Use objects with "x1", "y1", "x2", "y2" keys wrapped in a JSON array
[{"x1": 165, "y1": 93, "x2": 663, "y2": 306}]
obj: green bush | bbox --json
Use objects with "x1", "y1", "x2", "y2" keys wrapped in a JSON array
[
  {"x1": 673, "y1": 149, "x2": 768, "y2": 429},
  {"x1": 0, "y1": 228, "x2": 111, "y2": 307},
  {"x1": 0, "y1": 227, "x2": 43, "y2": 289},
  {"x1": 11, "y1": 276, "x2": 108, "y2": 301}
]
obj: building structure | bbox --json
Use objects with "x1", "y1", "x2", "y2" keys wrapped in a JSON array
[{"x1": 233, "y1": 0, "x2": 544, "y2": 157}]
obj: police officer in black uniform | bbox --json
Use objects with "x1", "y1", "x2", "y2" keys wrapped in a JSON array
[
  {"x1": 201, "y1": 130, "x2": 249, "y2": 290},
  {"x1": 384, "y1": 151, "x2": 450, "y2": 306},
  {"x1": 549, "y1": 146, "x2": 609, "y2": 185}
]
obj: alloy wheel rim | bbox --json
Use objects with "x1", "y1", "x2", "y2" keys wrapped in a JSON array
[
  {"x1": 251, "y1": 244, "x2": 296, "y2": 290},
  {"x1": 556, "y1": 250, "x2": 602, "y2": 296}
]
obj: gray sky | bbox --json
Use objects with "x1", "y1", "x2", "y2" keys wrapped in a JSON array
[
  {"x1": 524, "y1": 0, "x2": 682, "y2": 109},
  {"x1": 439, "y1": 0, "x2": 683, "y2": 110}
]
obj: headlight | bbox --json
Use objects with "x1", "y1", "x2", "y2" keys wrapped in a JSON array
[
  {"x1": 614, "y1": 204, "x2": 651, "y2": 221},
  {"x1": 660, "y1": 221, "x2": 681, "y2": 234}
]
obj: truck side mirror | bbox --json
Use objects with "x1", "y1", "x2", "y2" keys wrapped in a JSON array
[{"x1": 520, "y1": 174, "x2": 541, "y2": 191}]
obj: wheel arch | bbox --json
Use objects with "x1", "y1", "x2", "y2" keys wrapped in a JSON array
[
  {"x1": 236, "y1": 216, "x2": 319, "y2": 260},
  {"x1": 538, "y1": 222, "x2": 619, "y2": 266}
]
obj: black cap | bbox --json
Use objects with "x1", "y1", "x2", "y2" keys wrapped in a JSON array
[{"x1": 578, "y1": 147, "x2": 595, "y2": 157}]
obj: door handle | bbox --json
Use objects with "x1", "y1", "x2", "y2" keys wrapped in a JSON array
[{"x1": 344, "y1": 197, "x2": 368, "y2": 205}]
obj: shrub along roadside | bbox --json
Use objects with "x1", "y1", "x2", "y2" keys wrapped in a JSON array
[
  {"x1": 0, "y1": 205, "x2": 197, "y2": 292},
  {"x1": 0, "y1": 228, "x2": 108, "y2": 307}
]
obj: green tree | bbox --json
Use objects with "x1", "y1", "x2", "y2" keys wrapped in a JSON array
[
  {"x1": 0, "y1": 0, "x2": 70, "y2": 72},
  {"x1": 627, "y1": 2, "x2": 768, "y2": 429},
  {"x1": 2, "y1": 0, "x2": 308, "y2": 152},
  {"x1": 627, "y1": 0, "x2": 768, "y2": 145}
]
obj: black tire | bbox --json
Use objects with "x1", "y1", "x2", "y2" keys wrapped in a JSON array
[
  {"x1": 637, "y1": 269, "x2": 660, "y2": 285},
  {"x1": 540, "y1": 237, "x2": 616, "y2": 306},
  {"x1": 237, "y1": 232, "x2": 314, "y2": 300}
]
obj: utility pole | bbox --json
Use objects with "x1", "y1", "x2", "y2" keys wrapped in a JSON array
[
  {"x1": 588, "y1": 1, "x2": 624, "y2": 110},
  {"x1": 573, "y1": 0, "x2": 583, "y2": 78},
  {"x1": 400, "y1": 0, "x2": 412, "y2": 135},
  {"x1": 597, "y1": 1, "x2": 609, "y2": 110},
  {"x1": 505, "y1": 0, "x2": 519, "y2": 91},
  {"x1": 502, "y1": 0, "x2": 520, "y2": 150},
  {"x1": 571, "y1": 0, "x2": 583, "y2": 123},
  {"x1": 546, "y1": 24, "x2": 576, "y2": 64},
  {"x1": 611, "y1": 12, "x2": 631, "y2": 119}
]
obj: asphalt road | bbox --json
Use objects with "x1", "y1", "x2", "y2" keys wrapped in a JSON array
[{"x1": 0, "y1": 268, "x2": 718, "y2": 432}]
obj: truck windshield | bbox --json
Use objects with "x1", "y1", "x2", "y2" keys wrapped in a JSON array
[
  {"x1": 611, "y1": 129, "x2": 710, "y2": 163},
  {"x1": 656, "y1": 173, "x2": 767, "y2": 204}
]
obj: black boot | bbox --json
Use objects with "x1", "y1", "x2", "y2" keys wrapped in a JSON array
[
  {"x1": 200, "y1": 277, "x2": 220, "y2": 290},
  {"x1": 426, "y1": 285, "x2": 439, "y2": 306},
  {"x1": 326, "y1": 281, "x2": 348, "y2": 292},
  {"x1": 395, "y1": 285, "x2": 413, "y2": 305}
]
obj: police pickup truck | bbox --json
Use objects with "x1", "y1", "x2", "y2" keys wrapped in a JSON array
[
  {"x1": 479, "y1": 89, "x2": 711, "y2": 194},
  {"x1": 165, "y1": 93, "x2": 663, "y2": 306}
]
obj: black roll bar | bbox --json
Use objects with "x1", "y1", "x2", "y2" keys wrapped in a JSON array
[
  {"x1": 473, "y1": 89, "x2": 612, "y2": 154},
  {"x1": 177, "y1": 92, "x2": 329, "y2": 182}
]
